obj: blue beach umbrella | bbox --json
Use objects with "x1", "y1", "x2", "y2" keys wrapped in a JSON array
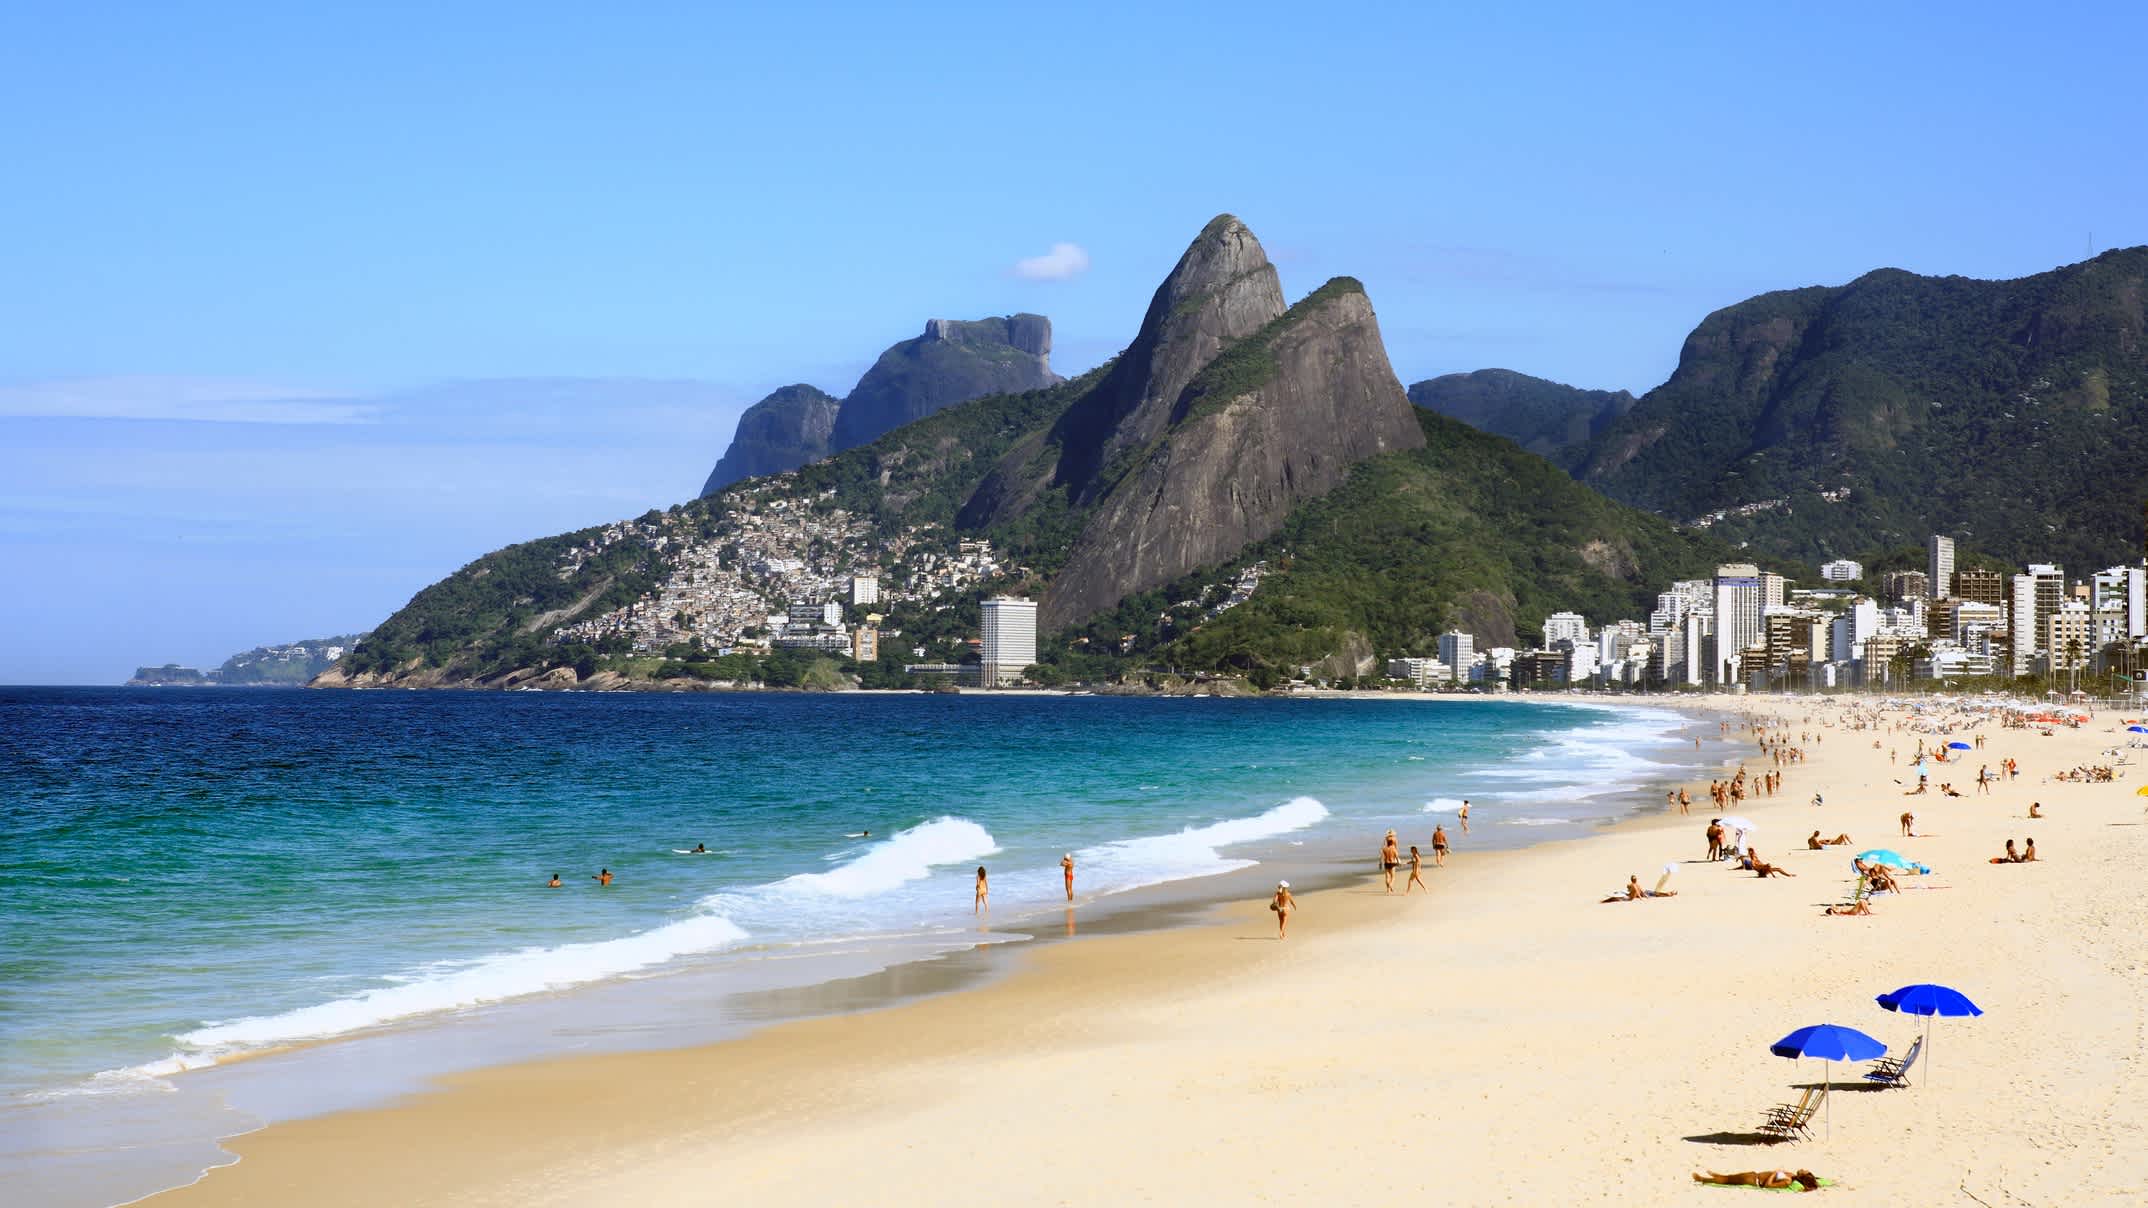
[
  {"x1": 1947, "y1": 741, "x2": 1972, "y2": 750},
  {"x1": 1877, "y1": 983, "x2": 1983, "y2": 1088},
  {"x1": 1771, "y1": 1024, "x2": 1886, "y2": 1139},
  {"x1": 2128, "y1": 725, "x2": 2148, "y2": 733},
  {"x1": 1855, "y1": 849, "x2": 1912, "y2": 869}
]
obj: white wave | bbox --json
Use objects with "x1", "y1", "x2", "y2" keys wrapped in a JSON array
[
  {"x1": 171, "y1": 910, "x2": 750, "y2": 1055},
  {"x1": 1422, "y1": 797, "x2": 1467, "y2": 814},
  {"x1": 762, "y1": 816, "x2": 998, "y2": 899},
  {"x1": 1070, "y1": 796, "x2": 1330, "y2": 895},
  {"x1": 1498, "y1": 816, "x2": 1573, "y2": 827}
]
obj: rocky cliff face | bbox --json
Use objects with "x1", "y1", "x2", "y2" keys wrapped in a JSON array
[
  {"x1": 1039, "y1": 275, "x2": 1426, "y2": 629},
  {"x1": 701, "y1": 384, "x2": 842, "y2": 495},
  {"x1": 1408, "y1": 369, "x2": 1633, "y2": 473},
  {"x1": 826, "y1": 314, "x2": 1059, "y2": 451},
  {"x1": 701, "y1": 316, "x2": 1059, "y2": 496}
]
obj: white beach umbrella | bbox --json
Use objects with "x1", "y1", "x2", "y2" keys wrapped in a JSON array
[{"x1": 1718, "y1": 815, "x2": 1756, "y2": 854}]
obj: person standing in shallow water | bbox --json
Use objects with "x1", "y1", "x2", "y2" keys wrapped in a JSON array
[
  {"x1": 1269, "y1": 880, "x2": 1296, "y2": 938},
  {"x1": 592, "y1": 868, "x2": 612, "y2": 887},
  {"x1": 974, "y1": 866, "x2": 989, "y2": 915},
  {"x1": 1061, "y1": 853, "x2": 1075, "y2": 901},
  {"x1": 1457, "y1": 800, "x2": 1470, "y2": 833}
]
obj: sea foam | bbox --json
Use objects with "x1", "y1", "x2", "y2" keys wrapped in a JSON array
[{"x1": 173, "y1": 910, "x2": 751, "y2": 1055}]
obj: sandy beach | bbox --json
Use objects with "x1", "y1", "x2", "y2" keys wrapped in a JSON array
[{"x1": 151, "y1": 696, "x2": 2147, "y2": 1207}]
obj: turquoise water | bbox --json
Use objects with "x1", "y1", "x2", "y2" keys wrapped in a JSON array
[{"x1": 1, "y1": 688, "x2": 1700, "y2": 1204}]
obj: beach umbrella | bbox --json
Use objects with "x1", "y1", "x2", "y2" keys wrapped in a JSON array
[
  {"x1": 1854, "y1": 849, "x2": 1912, "y2": 869},
  {"x1": 2135, "y1": 785, "x2": 2148, "y2": 797},
  {"x1": 1718, "y1": 815, "x2": 1756, "y2": 854},
  {"x1": 2128, "y1": 725, "x2": 2148, "y2": 734},
  {"x1": 1947, "y1": 741, "x2": 1972, "y2": 750},
  {"x1": 1876, "y1": 983, "x2": 1982, "y2": 1088},
  {"x1": 1770, "y1": 1023, "x2": 1886, "y2": 1139}
]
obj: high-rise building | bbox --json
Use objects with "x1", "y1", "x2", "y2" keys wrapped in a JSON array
[
  {"x1": 1760, "y1": 572, "x2": 1789, "y2": 608},
  {"x1": 2091, "y1": 565, "x2": 2146, "y2": 639},
  {"x1": 850, "y1": 576, "x2": 880, "y2": 608},
  {"x1": 979, "y1": 596, "x2": 1038, "y2": 687},
  {"x1": 2029, "y1": 564, "x2": 2066, "y2": 637},
  {"x1": 851, "y1": 626, "x2": 879, "y2": 663},
  {"x1": 2008, "y1": 573, "x2": 2039, "y2": 676},
  {"x1": 1541, "y1": 611, "x2": 1590, "y2": 647},
  {"x1": 1830, "y1": 599, "x2": 1880, "y2": 664},
  {"x1": 1927, "y1": 535, "x2": 1956, "y2": 599},
  {"x1": 1819, "y1": 559, "x2": 1862, "y2": 582},
  {"x1": 1951, "y1": 568, "x2": 2005, "y2": 608},
  {"x1": 1438, "y1": 631, "x2": 1475, "y2": 673},
  {"x1": 1711, "y1": 564, "x2": 1763, "y2": 684}
]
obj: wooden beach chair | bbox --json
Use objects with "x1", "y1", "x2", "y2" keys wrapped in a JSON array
[
  {"x1": 1759, "y1": 1086, "x2": 1825, "y2": 1142},
  {"x1": 1863, "y1": 1036, "x2": 1923, "y2": 1088}
]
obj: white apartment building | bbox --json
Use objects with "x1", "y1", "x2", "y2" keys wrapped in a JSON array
[
  {"x1": 1928, "y1": 535, "x2": 1956, "y2": 599},
  {"x1": 1712, "y1": 564, "x2": 1763, "y2": 684},
  {"x1": 1385, "y1": 657, "x2": 1452, "y2": 687},
  {"x1": 2009, "y1": 573, "x2": 2039, "y2": 676},
  {"x1": 1819, "y1": 559, "x2": 1862, "y2": 582},
  {"x1": 1830, "y1": 598, "x2": 1880, "y2": 664},
  {"x1": 979, "y1": 596, "x2": 1038, "y2": 687},
  {"x1": 2091, "y1": 565, "x2": 2146, "y2": 639},
  {"x1": 850, "y1": 576, "x2": 880, "y2": 608},
  {"x1": 1542, "y1": 611, "x2": 1590, "y2": 647},
  {"x1": 1438, "y1": 631, "x2": 1475, "y2": 673}
]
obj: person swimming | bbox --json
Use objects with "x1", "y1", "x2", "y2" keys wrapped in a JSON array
[
  {"x1": 546, "y1": 873, "x2": 562, "y2": 888},
  {"x1": 593, "y1": 868, "x2": 613, "y2": 887},
  {"x1": 691, "y1": 843, "x2": 707, "y2": 853}
]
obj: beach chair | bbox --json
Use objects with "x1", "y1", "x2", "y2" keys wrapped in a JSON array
[
  {"x1": 1761, "y1": 1083, "x2": 1830, "y2": 1134},
  {"x1": 1759, "y1": 1086, "x2": 1825, "y2": 1142},
  {"x1": 1864, "y1": 1036, "x2": 1923, "y2": 1088}
]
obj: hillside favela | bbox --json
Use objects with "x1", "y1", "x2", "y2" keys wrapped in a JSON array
[{"x1": 6, "y1": 7, "x2": 2146, "y2": 1208}]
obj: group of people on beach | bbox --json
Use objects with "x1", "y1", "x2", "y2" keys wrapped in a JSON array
[
  {"x1": 969, "y1": 851, "x2": 1081, "y2": 916},
  {"x1": 1378, "y1": 821, "x2": 1452, "y2": 895}
]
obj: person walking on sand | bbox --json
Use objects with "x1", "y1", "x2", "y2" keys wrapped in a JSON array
[
  {"x1": 1977, "y1": 765, "x2": 1993, "y2": 794},
  {"x1": 1061, "y1": 853, "x2": 1075, "y2": 902},
  {"x1": 1405, "y1": 846, "x2": 1429, "y2": 894},
  {"x1": 1269, "y1": 880, "x2": 1296, "y2": 938},
  {"x1": 974, "y1": 866, "x2": 989, "y2": 915},
  {"x1": 1458, "y1": 800, "x2": 1470, "y2": 833},
  {"x1": 1677, "y1": 787, "x2": 1691, "y2": 816},
  {"x1": 1431, "y1": 824, "x2": 1450, "y2": 867},
  {"x1": 1381, "y1": 833, "x2": 1400, "y2": 893}
]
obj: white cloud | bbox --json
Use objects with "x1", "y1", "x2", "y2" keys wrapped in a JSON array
[
  {"x1": 1012, "y1": 241, "x2": 1091, "y2": 281},
  {"x1": 0, "y1": 376, "x2": 377, "y2": 424}
]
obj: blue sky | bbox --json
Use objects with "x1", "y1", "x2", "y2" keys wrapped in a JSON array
[{"x1": 4, "y1": 1, "x2": 2144, "y2": 682}]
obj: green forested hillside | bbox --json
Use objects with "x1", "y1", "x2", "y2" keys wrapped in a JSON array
[{"x1": 1575, "y1": 247, "x2": 2148, "y2": 567}]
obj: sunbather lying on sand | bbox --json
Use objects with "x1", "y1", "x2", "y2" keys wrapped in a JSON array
[
  {"x1": 1694, "y1": 1169, "x2": 1821, "y2": 1191},
  {"x1": 1807, "y1": 830, "x2": 1852, "y2": 849},
  {"x1": 1824, "y1": 898, "x2": 1873, "y2": 916}
]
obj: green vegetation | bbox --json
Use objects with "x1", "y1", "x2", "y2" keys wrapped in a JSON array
[
  {"x1": 1407, "y1": 369, "x2": 1634, "y2": 472},
  {"x1": 1575, "y1": 247, "x2": 2148, "y2": 570}
]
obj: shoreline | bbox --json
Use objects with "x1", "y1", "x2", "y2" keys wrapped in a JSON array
[
  {"x1": 14, "y1": 692, "x2": 1709, "y2": 1207},
  {"x1": 146, "y1": 695, "x2": 2148, "y2": 1205}
]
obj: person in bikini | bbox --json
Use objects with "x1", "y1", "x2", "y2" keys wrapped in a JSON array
[
  {"x1": 1748, "y1": 849, "x2": 1795, "y2": 878},
  {"x1": 1269, "y1": 880, "x2": 1296, "y2": 938},
  {"x1": 1693, "y1": 1169, "x2": 1821, "y2": 1191},
  {"x1": 974, "y1": 865, "x2": 989, "y2": 915},
  {"x1": 1062, "y1": 852, "x2": 1075, "y2": 901},
  {"x1": 1405, "y1": 846, "x2": 1428, "y2": 894},
  {"x1": 1807, "y1": 830, "x2": 1852, "y2": 849}
]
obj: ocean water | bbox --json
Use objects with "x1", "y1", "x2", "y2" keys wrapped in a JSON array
[{"x1": 0, "y1": 688, "x2": 1703, "y2": 1204}]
